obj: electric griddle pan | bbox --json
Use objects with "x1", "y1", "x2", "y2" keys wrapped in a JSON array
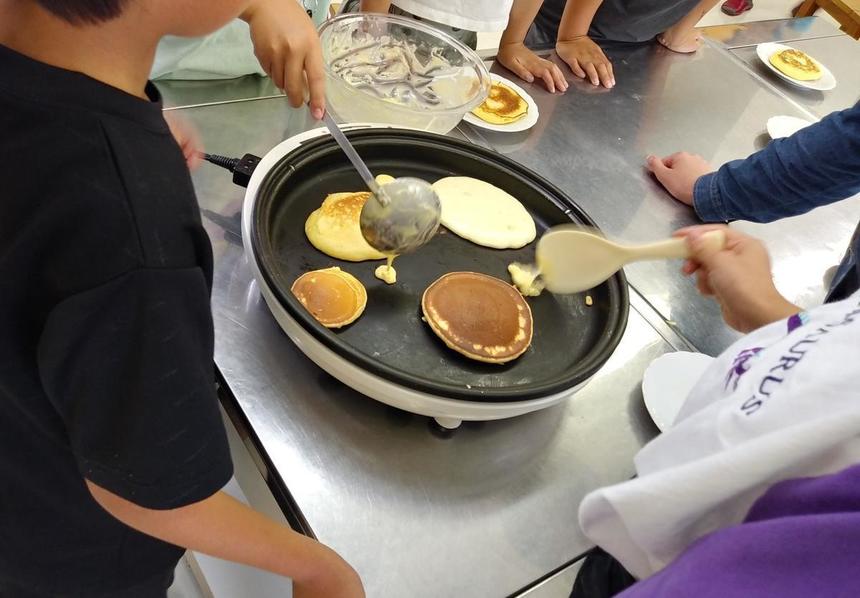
[{"x1": 237, "y1": 128, "x2": 628, "y2": 403}]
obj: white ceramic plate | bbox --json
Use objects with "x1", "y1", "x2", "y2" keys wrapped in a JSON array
[
  {"x1": 463, "y1": 74, "x2": 539, "y2": 133},
  {"x1": 755, "y1": 42, "x2": 836, "y2": 91},
  {"x1": 766, "y1": 115, "x2": 816, "y2": 139},
  {"x1": 642, "y1": 352, "x2": 714, "y2": 432}
]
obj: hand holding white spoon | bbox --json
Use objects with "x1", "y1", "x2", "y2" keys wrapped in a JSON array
[{"x1": 537, "y1": 226, "x2": 726, "y2": 293}]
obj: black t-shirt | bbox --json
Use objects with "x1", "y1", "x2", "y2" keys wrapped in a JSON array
[
  {"x1": 532, "y1": 0, "x2": 700, "y2": 44},
  {"x1": 0, "y1": 44, "x2": 233, "y2": 596}
]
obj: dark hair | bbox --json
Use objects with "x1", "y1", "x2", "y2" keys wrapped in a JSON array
[{"x1": 36, "y1": 0, "x2": 131, "y2": 24}]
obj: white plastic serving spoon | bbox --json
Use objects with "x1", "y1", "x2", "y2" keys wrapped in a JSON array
[{"x1": 536, "y1": 225, "x2": 726, "y2": 294}]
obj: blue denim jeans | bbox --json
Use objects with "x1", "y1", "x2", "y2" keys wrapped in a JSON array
[{"x1": 693, "y1": 102, "x2": 860, "y2": 301}]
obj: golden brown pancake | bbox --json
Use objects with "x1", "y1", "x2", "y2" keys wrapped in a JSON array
[
  {"x1": 421, "y1": 272, "x2": 533, "y2": 364},
  {"x1": 291, "y1": 267, "x2": 367, "y2": 328},
  {"x1": 471, "y1": 82, "x2": 528, "y2": 125},
  {"x1": 769, "y1": 49, "x2": 821, "y2": 81},
  {"x1": 305, "y1": 192, "x2": 386, "y2": 262}
]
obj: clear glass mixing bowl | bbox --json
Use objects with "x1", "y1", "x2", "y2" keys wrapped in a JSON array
[{"x1": 319, "y1": 13, "x2": 491, "y2": 134}]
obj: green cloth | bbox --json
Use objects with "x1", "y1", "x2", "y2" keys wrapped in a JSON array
[{"x1": 152, "y1": 2, "x2": 333, "y2": 81}]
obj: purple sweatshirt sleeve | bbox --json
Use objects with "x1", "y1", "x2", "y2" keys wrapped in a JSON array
[
  {"x1": 692, "y1": 103, "x2": 860, "y2": 224},
  {"x1": 619, "y1": 463, "x2": 860, "y2": 598}
]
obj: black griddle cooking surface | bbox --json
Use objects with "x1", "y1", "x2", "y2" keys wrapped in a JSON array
[{"x1": 251, "y1": 129, "x2": 628, "y2": 402}]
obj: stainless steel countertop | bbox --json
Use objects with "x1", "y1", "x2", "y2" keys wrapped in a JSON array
[
  {"x1": 520, "y1": 561, "x2": 583, "y2": 598},
  {"x1": 173, "y1": 20, "x2": 860, "y2": 597},
  {"x1": 180, "y1": 94, "x2": 670, "y2": 597},
  {"x1": 469, "y1": 40, "x2": 860, "y2": 355},
  {"x1": 702, "y1": 16, "x2": 843, "y2": 48},
  {"x1": 731, "y1": 34, "x2": 860, "y2": 118},
  {"x1": 158, "y1": 75, "x2": 282, "y2": 110}
]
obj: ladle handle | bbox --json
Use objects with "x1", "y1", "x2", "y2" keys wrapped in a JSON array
[
  {"x1": 627, "y1": 230, "x2": 726, "y2": 261},
  {"x1": 320, "y1": 111, "x2": 388, "y2": 204}
]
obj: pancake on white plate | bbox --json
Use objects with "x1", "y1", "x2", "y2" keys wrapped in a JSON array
[
  {"x1": 769, "y1": 48, "x2": 821, "y2": 81},
  {"x1": 432, "y1": 176, "x2": 536, "y2": 249},
  {"x1": 471, "y1": 82, "x2": 528, "y2": 124}
]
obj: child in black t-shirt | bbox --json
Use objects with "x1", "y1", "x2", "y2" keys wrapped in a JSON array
[{"x1": 0, "y1": 1, "x2": 361, "y2": 596}]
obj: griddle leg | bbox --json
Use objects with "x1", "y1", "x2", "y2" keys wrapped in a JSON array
[{"x1": 433, "y1": 416, "x2": 462, "y2": 430}]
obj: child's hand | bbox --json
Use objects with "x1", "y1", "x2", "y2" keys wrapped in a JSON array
[
  {"x1": 556, "y1": 36, "x2": 614, "y2": 88},
  {"x1": 497, "y1": 42, "x2": 569, "y2": 93},
  {"x1": 242, "y1": 0, "x2": 326, "y2": 120},
  {"x1": 677, "y1": 225, "x2": 800, "y2": 333},
  {"x1": 646, "y1": 152, "x2": 713, "y2": 206},
  {"x1": 164, "y1": 113, "x2": 203, "y2": 170},
  {"x1": 657, "y1": 24, "x2": 703, "y2": 54}
]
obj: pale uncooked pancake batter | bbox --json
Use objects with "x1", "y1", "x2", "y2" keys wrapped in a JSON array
[
  {"x1": 374, "y1": 255, "x2": 398, "y2": 284},
  {"x1": 432, "y1": 177, "x2": 536, "y2": 249},
  {"x1": 507, "y1": 262, "x2": 544, "y2": 297}
]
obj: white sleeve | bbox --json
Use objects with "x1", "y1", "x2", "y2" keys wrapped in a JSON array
[{"x1": 579, "y1": 293, "x2": 860, "y2": 579}]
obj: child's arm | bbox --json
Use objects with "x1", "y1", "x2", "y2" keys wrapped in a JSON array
[
  {"x1": 241, "y1": 0, "x2": 326, "y2": 120},
  {"x1": 555, "y1": 0, "x2": 614, "y2": 88},
  {"x1": 87, "y1": 481, "x2": 365, "y2": 598},
  {"x1": 656, "y1": 0, "x2": 720, "y2": 53},
  {"x1": 647, "y1": 105, "x2": 860, "y2": 224},
  {"x1": 497, "y1": 0, "x2": 569, "y2": 93},
  {"x1": 360, "y1": 0, "x2": 393, "y2": 12}
]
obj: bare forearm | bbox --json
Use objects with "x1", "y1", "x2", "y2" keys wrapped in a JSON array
[
  {"x1": 239, "y1": 0, "x2": 286, "y2": 23},
  {"x1": 747, "y1": 295, "x2": 801, "y2": 333},
  {"x1": 361, "y1": 0, "x2": 392, "y2": 12},
  {"x1": 497, "y1": 0, "x2": 570, "y2": 92},
  {"x1": 87, "y1": 483, "x2": 342, "y2": 586},
  {"x1": 500, "y1": 0, "x2": 545, "y2": 45},
  {"x1": 558, "y1": 0, "x2": 603, "y2": 40}
]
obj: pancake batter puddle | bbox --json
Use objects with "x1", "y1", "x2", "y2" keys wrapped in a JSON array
[{"x1": 374, "y1": 255, "x2": 398, "y2": 285}]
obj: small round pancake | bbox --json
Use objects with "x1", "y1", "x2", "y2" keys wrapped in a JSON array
[
  {"x1": 769, "y1": 49, "x2": 821, "y2": 81},
  {"x1": 305, "y1": 192, "x2": 386, "y2": 261},
  {"x1": 291, "y1": 267, "x2": 367, "y2": 328},
  {"x1": 432, "y1": 176, "x2": 536, "y2": 249},
  {"x1": 422, "y1": 272, "x2": 533, "y2": 364},
  {"x1": 471, "y1": 82, "x2": 528, "y2": 124}
]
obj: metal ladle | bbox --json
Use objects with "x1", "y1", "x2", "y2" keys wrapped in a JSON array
[{"x1": 319, "y1": 111, "x2": 441, "y2": 254}]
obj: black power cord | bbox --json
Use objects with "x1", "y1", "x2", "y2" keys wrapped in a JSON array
[{"x1": 203, "y1": 153, "x2": 262, "y2": 188}]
